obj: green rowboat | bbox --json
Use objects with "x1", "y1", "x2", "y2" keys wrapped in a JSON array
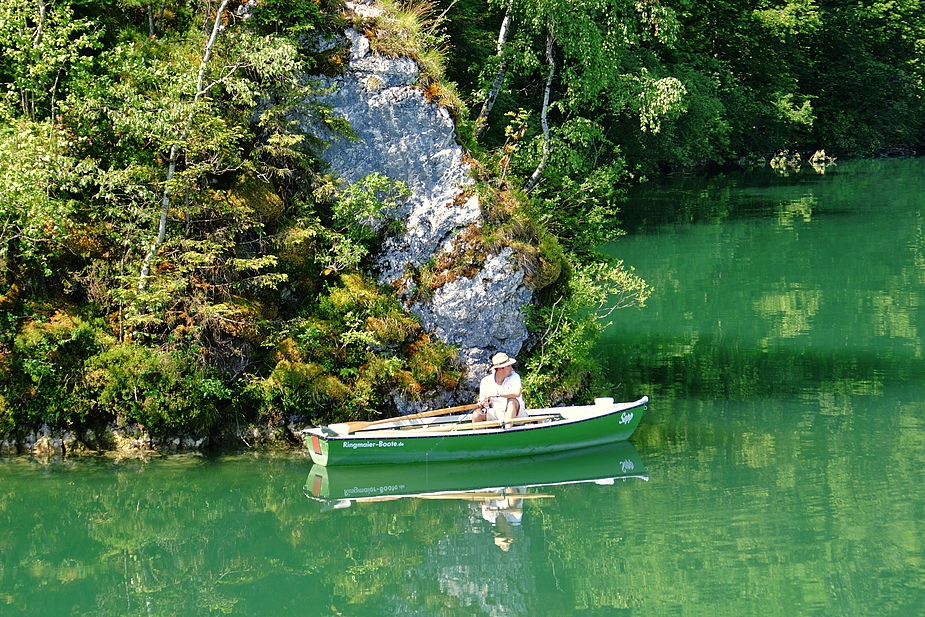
[{"x1": 302, "y1": 395, "x2": 648, "y2": 466}]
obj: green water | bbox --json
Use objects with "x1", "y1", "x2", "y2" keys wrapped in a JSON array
[
  {"x1": 3, "y1": 157, "x2": 925, "y2": 616},
  {"x1": 598, "y1": 156, "x2": 925, "y2": 615}
]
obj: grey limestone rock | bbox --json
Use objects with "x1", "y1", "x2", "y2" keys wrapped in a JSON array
[
  {"x1": 409, "y1": 248, "x2": 532, "y2": 384},
  {"x1": 301, "y1": 28, "x2": 532, "y2": 386}
]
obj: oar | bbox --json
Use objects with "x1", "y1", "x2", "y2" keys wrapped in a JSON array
[
  {"x1": 449, "y1": 414, "x2": 560, "y2": 431},
  {"x1": 407, "y1": 413, "x2": 561, "y2": 433},
  {"x1": 416, "y1": 492, "x2": 555, "y2": 501},
  {"x1": 352, "y1": 492, "x2": 554, "y2": 503},
  {"x1": 328, "y1": 403, "x2": 478, "y2": 435}
]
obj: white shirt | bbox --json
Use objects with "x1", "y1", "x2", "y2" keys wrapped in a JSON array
[{"x1": 479, "y1": 370, "x2": 526, "y2": 419}]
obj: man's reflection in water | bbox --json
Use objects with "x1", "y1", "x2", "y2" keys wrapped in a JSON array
[
  {"x1": 434, "y1": 487, "x2": 534, "y2": 615},
  {"x1": 480, "y1": 487, "x2": 526, "y2": 552}
]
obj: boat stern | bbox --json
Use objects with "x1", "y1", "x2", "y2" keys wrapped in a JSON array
[{"x1": 303, "y1": 428, "x2": 330, "y2": 466}]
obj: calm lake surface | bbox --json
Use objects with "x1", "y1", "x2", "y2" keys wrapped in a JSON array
[{"x1": 3, "y1": 157, "x2": 925, "y2": 616}]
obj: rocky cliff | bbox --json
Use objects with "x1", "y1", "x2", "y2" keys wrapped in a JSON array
[{"x1": 302, "y1": 15, "x2": 533, "y2": 389}]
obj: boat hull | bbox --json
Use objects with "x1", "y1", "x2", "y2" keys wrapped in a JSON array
[{"x1": 303, "y1": 396, "x2": 647, "y2": 466}]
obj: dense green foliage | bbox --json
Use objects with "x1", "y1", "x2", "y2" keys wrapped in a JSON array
[
  {"x1": 445, "y1": 0, "x2": 925, "y2": 175},
  {"x1": 0, "y1": 0, "x2": 466, "y2": 438},
  {"x1": 1, "y1": 0, "x2": 921, "y2": 440}
]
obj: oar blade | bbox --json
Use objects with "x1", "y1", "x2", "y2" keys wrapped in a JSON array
[{"x1": 328, "y1": 423, "x2": 351, "y2": 436}]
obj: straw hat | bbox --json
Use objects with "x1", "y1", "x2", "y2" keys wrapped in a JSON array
[
  {"x1": 494, "y1": 535, "x2": 514, "y2": 552},
  {"x1": 490, "y1": 352, "x2": 517, "y2": 371}
]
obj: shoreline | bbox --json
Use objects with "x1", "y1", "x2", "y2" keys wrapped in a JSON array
[{"x1": 0, "y1": 420, "x2": 312, "y2": 458}]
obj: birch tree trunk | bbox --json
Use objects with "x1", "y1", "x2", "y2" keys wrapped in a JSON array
[
  {"x1": 524, "y1": 30, "x2": 555, "y2": 194},
  {"x1": 21, "y1": 0, "x2": 49, "y2": 115},
  {"x1": 33, "y1": 0, "x2": 46, "y2": 46},
  {"x1": 138, "y1": 0, "x2": 229, "y2": 292},
  {"x1": 474, "y1": 0, "x2": 513, "y2": 139}
]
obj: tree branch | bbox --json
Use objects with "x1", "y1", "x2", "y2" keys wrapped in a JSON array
[{"x1": 524, "y1": 28, "x2": 555, "y2": 193}]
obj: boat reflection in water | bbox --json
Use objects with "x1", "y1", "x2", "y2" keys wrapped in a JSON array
[{"x1": 303, "y1": 441, "x2": 647, "y2": 514}]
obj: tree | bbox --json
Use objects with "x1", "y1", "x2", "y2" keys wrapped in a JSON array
[
  {"x1": 524, "y1": 257, "x2": 650, "y2": 406},
  {"x1": 0, "y1": 115, "x2": 89, "y2": 280},
  {"x1": 807, "y1": 0, "x2": 925, "y2": 152},
  {"x1": 52, "y1": 3, "x2": 312, "y2": 303},
  {"x1": 137, "y1": 0, "x2": 230, "y2": 293},
  {"x1": 475, "y1": 0, "x2": 686, "y2": 239},
  {"x1": 0, "y1": 0, "x2": 99, "y2": 121}
]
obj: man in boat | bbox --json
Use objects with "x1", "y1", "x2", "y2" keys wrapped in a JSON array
[{"x1": 473, "y1": 352, "x2": 527, "y2": 426}]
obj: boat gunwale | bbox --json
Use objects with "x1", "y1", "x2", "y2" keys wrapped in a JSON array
[{"x1": 304, "y1": 396, "x2": 648, "y2": 442}]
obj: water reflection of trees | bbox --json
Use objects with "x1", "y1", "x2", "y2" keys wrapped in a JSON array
[
  {"x1": 575, "y1": 158, "x2": 925, "y2": 613},
  {"x1": 0, "y1": 454, "x2": 654, "y2": 615},
  {"x1": 603, "y1": 160, "x2": 925, "y2": 404},
  {"x1": 4, "y1": 429, "x2": 925, "y2": 615}
]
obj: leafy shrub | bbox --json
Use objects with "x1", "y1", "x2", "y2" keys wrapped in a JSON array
[
  {"x1": 407, "y1": 337, "x2": 461, "y2": 390},
  {"x1": 522, "y1": 258, "x2": 650, "y2": 407},
  {"x1": 10, "y1": 310, "x2": 101, "y2": 427},
  {"x1": 0, "y1": 393, "x2": 12, "y2": 434},
  {"x1": 255, "y1": 272, "x2": 462, "y2": 424},
  {"x1": 86, "y1": 344, "x2": 231, "y2": 432},
  {"x1": 248, "y1": 0, "x2": 324, "y2": 36}
]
